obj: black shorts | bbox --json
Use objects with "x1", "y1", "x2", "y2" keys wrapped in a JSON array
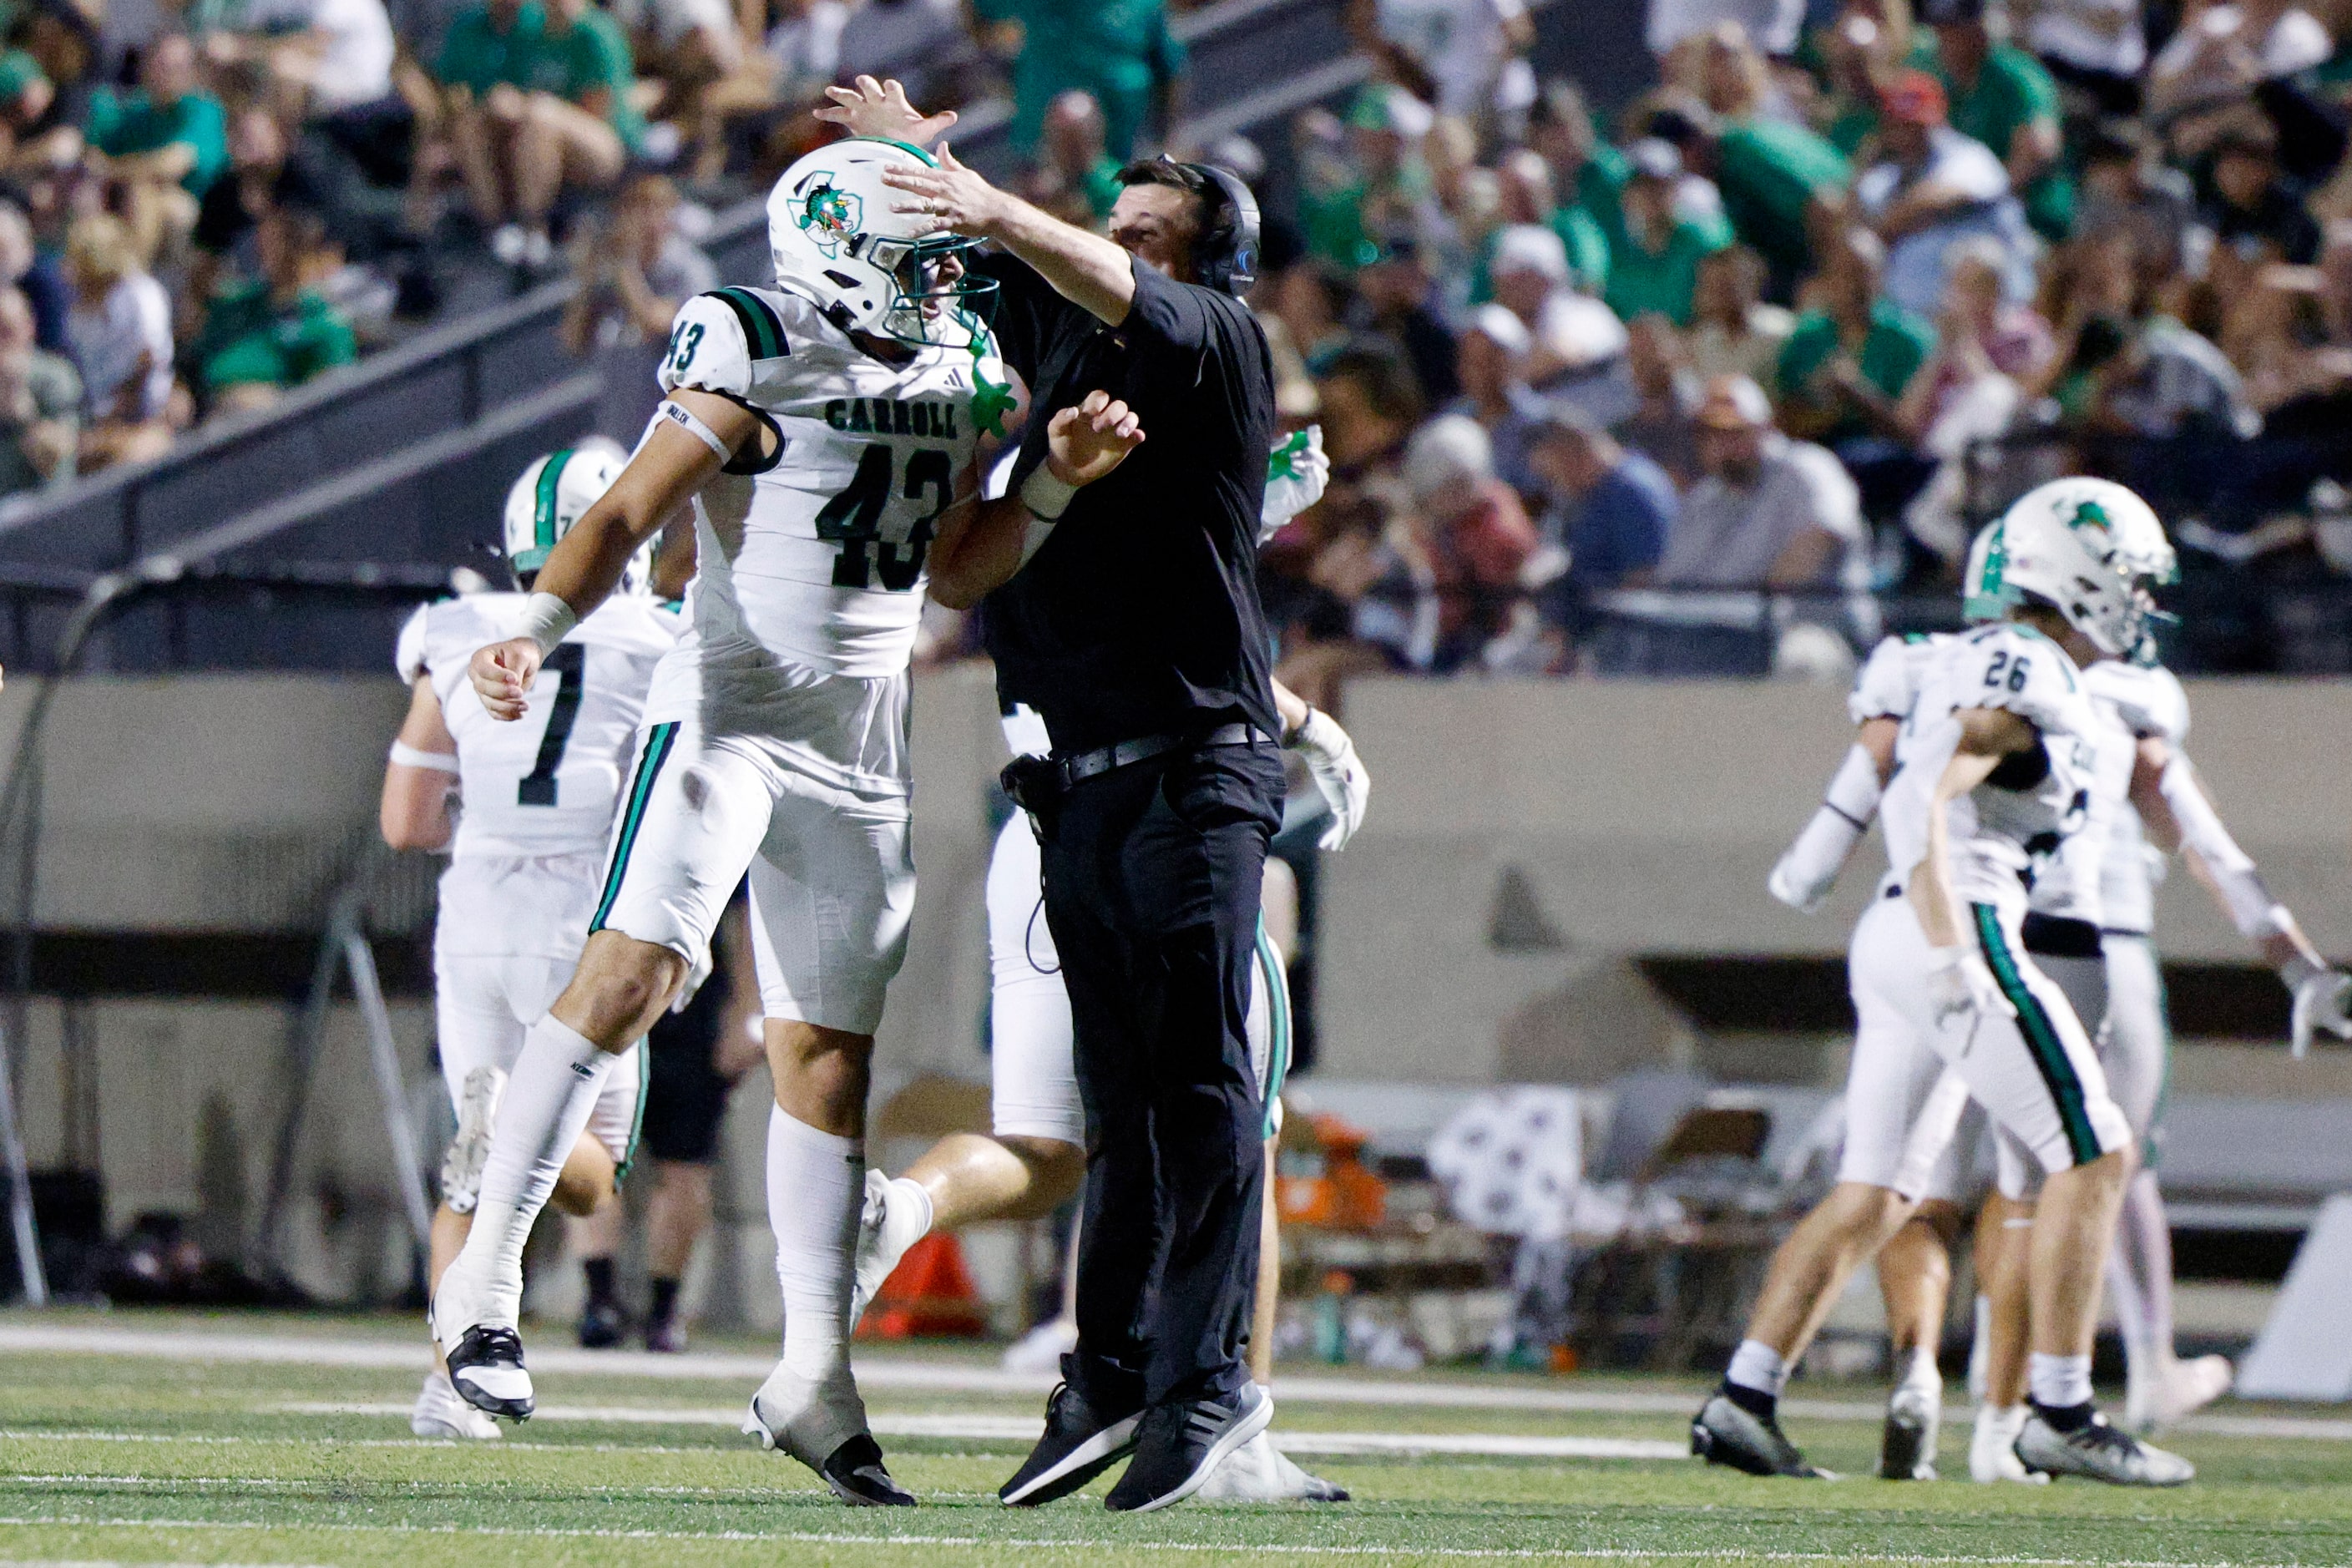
[{"x1": 639, "y1": 984, "x2": 736, "y2": 1166}]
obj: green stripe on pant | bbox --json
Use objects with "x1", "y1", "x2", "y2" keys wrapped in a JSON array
[
  {"x1": 591, "y1": 721, "x2": 680, "y2": 933},
  {"x1": 1974, "y1": 903, "x2": 2101, "y2": 1166},
  {"x1": 1254, "y1": 917, "x2": 1290, "y2": 1142}
]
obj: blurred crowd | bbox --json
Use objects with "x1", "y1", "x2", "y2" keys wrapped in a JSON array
[
  {"x1": 1216, "y1": 0, "x2": 2352, "y2": 686},
  {"x1": 0, "y1": 0, "x2": 1203, "y2": 502}
]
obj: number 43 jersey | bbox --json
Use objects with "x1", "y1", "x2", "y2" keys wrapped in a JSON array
[
  {"x1": 657, "y1": 285, "x2": 1008, "y2": 679},
  {"x1": 397, "y1": 592, "x2": 683, "y2": 860},
  {"x1": 1879, "y1": 622, "x2": 2101, "y2": 912}
]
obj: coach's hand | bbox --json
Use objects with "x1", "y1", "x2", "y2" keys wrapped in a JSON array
[
  {"x1": 469, "y1": 637, "x2": 544, "y2": 722},
  {"x1": 881, "y1": 142, "x2": 1006, "y2": 239},
  {"x1": 815, "y1": 74, "x2": 958, "y2": 146},
  {"x1": 1045, "y1": 389, "x2": 1144, "y2": 486}
]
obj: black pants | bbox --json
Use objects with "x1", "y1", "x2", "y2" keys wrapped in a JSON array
[{"x1": 1038, "y1": 737, "x2": 1284, "y2": 1409}]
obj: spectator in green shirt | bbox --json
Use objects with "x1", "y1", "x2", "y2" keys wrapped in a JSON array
[
  {"x1": 1776, "y1": 225, "x2": 1937, "y2": 514},
  {"x1": 1605, "y1": 139, "x2": 1730, "y2": 328},
  {"x1": 1919, "y1": 0, "x2": 2071, "y2": 240},
  {"x1": 1528, "y1": 79, "x2": 1631, "y2": 254},
  {"x1": 976, "y1": 0, "x2": 1183, "y2": 161},
  {"x1": 443, "y1": 0, "x2": 631, "y2": 271},
  {"x1": 436, "y1": 0, "x2": 544, "y2": 95},
  {"x1": 1655, "y1": 97, "x2": 1851, "y2": 296},
  {"x1": 86, "y1": 33, "x2": 229, "y2": 265},
  {"x1": 190, "y1": 198, "x2": 357, "y2": 418}
]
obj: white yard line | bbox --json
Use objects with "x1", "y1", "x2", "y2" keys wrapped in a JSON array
[
  {"x1": 266, "y1": 1403, "x2": 1687, "y2": 1460},
  {"x1": 2, "y1": 1323, "x2": 2346, "y2": 1442},
  {"x1": 0, "y1": 1515, "x2": 2316, "y2": 1567}
]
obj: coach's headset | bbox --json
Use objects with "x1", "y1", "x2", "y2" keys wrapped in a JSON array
[{"x1": 1156, "y1": 155, "x2": 1260, "y2": 298}]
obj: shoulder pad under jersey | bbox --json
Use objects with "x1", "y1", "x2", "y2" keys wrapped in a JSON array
[
  {"x1": 658, "y1": 286, "x2": 794, "y2": 401},
  {"x1": 2085, "y1": 659, "x2": 2190, "y2": 746}
]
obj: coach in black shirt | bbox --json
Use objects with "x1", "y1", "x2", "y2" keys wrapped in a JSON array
[{"x1": 852, "y1": 92, "x2": 1285, "y2": 1510}]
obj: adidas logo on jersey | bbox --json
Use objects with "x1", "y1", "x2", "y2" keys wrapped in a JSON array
[{"x1": 824, "y1": 397, "x2": 960, "y2": 440}]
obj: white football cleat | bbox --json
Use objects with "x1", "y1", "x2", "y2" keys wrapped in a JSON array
[
  {"x1": 847, "y1": 1170, "x2": 933, "y2": 1329},
  {"x1": 1000, "y1": 1315, "x2": 1080, "y2": 1374},
  {"x1": 2016, "y1": 1409, "x2": 2193, "y2": 1486},
  {"x1": 439, "y1": 1065, "x2": 506, "y2": 1216},
  {"x1": 744, "y1": 1361, "x2": 913, "y2": 1506},
  {"x1": 411, "y1": 1369, "x2": 503, "y2": 1440},
  {"x1": 1194, "y1": 1430, "x2": 1349, "y2": 1501},
  {"x1": 2126, "y1": 1353, "x2": 2233, "y2": 1434},
  {"x1": 1970, "y1": 1404, "x2": 2047, "y2": 1485}
]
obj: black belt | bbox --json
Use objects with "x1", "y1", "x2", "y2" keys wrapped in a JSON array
[{"x1": 1055, "y1": 723, "x2": 1267, "y2": 789}]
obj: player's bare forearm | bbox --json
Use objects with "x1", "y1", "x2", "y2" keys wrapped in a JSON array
[
  {"x1": 928, "y1": 493, "x2": 1029, "y2": 609},
  {"x1": 1859, "y1": 715, "x2": 1900, "y2": 784},
  {"x1": 1910, "y1": 711, "x2": 2021, "y2": 948},
  {"x1": 381, "y1": 675, "x2": 458, "y2": 852},
  {"x1": 1272, "y1": 678, "x2": 1310, "y2": 740},
  {"x1": 535, "y1": 393, "x2": 745, "y2": 613}
]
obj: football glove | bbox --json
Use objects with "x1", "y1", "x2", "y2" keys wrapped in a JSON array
[
  {"x1": 1291, "y1": 706, "x2": 1368, "y2": 852},
  {"x1": 1925, "y1": 944, "x2": 2015, "y2": 1032},
  {"x1": 1260, "y1": 425, "x2": 1328, "y2": 539},
  {"x1": 2289, "y1": 966, "x2": 2352, "y2": 1059}
]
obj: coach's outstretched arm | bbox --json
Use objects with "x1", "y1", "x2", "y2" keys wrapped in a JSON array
[
  {"x1": 821, "y1": 78, "x2": 1138, "y2": 326},
  {"x1": 468, "y1": 390, "x2": 761, "y2": 721}
]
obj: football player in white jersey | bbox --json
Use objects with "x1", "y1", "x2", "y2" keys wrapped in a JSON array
[
  {"x1": 432, "y1": 135, "x2": 1145, "y2": 1506},
  {"x1": 1777, "y1": 482, "x2": 2352, "y2": 1464},
  {"x1": 379, "y1": 443, "x2": 682, "y2": 1441},
  {"x1": 1696, "y1": 483, "x2": 2192, "y2": 1485}
]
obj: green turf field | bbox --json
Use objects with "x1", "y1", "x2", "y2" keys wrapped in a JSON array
[{"x1": 0, "y1": 1310, "x2": 2345, "y2": 1566}]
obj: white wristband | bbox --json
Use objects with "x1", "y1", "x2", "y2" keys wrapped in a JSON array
[
  {"x1": 655, "y1": 398, "x2": 732, "y2": 462},
  {"x1": 520, "y1": 591, "x2": 579, "y2": 656},
  {"x1": 389, "y1": 741, "x2": 459, "y2": 773},
  {"x1": 1019, "y1": 463, "x2": 1080, "y2": 522}
]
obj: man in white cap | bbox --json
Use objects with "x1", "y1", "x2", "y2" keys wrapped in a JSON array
[
  {"x1": 1444, "y1": 301, "x2": 1545, "y2": 496},
  {"x1": 1487, "y1": 221, "x2": 1630, "y2": 417}
]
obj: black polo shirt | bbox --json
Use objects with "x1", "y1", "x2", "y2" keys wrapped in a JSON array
[{"x1": 976, "y1": 250, "x2": 1278, "y2": 756}]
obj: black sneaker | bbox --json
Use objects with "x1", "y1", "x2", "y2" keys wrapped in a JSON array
[
  {"x1": 1105, "y1": 1382, "x2": 1274, "y2": 1514},
  {"x1": 999, "y1": 1371, "x2": 1145, "y2": 1507},
  {"x1": 446, "y1": 1325, "x2": 534, "y2": 1420},
  {"x1": 578, "y1": 1298, "x2": 629, "y2": 1349},
  {"x1": 1691, "y1": 1391, "x2": 1828, "y2": 1478},
  {"x1": 820, "y1": 1433, "x2": 917, "y2": 1506}
]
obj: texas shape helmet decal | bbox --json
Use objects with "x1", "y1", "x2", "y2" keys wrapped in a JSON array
[{"x1": 797, "y1": 184, "x2": 862, "y2": 257}]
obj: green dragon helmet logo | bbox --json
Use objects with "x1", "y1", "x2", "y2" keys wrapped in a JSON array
[
  {"x1": 797, "y1": 185, "x2": 862, "y2": 257},
  {"x1": 2066, "y1": 498, "x2": 2111, "y2": 532}
]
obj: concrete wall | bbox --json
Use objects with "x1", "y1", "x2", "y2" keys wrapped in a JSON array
[
  {"x1": 7, "y1": 669, "x2": 2348, "y2": 1311},
  {"x1": 1316, "y1": 676, "x2": 2352, "y2": 1083}
]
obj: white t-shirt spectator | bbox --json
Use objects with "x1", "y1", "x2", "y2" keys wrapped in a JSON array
[
  {"x1": 2026, "y1": 0, "x2": 2147, "y2": 77},
  {"x1": 1646, "y1": 0, "x2": 1804, "y2": 58},
  {"x1": 1657, "y1": 432, "x2": 1863, "y2": 588},
  {"x1": 1856, "y1": 128, "x2": 2037, "y2": 317},
  {"x1": 235, "y1": 0, "x2": 396, "y2": 109},
  {"x1": 1376, "y1": 0, "x2": 1527, "y2": 117},
  {"x1": 69, "y1": 271, "x2": 174, "y2": 422},
  {"x1": 2152, "y1": 3, "x2": 2332, "y2": 86}
]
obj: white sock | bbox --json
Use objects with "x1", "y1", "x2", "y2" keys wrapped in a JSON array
[
  {"x1": 1899, "y1": 1344, "x2": 1940, "y2": 1396},
  {"x1": 1975, "y1": 1403, "x2": 2026, "y2": 1439},
  {"x1": 2028, "y1": 1352, "x2": 2093, "y2": 1410},
  {"x1": 443, "y1": 1015, "x2": 615, "y2": 1328},
  {"x1": 889, "y1": 1174, "x2": 936, "y2": 1241},
  {"x1": 1727, "y1": 1339, "x2": 1789, "y2": 1398},
  {"x1": 769, "y1": 1105, "x2": 864, "y2": 1382}
]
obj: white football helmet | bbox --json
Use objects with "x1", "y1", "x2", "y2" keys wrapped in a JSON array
[
  {"x1": 1968, "y1": 478, "x2": 2164, "y2": 655},
  {"x1": 768, "y1": 138, "x2": 994, "y2": 352},
  {"x1": 503, "y1": 439, "x2": 651, "y2": 594}
]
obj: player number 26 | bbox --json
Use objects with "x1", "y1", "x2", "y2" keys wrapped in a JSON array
[{"x1": 1983, "y1": 650, "x2": 2031, "y2": 693}]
